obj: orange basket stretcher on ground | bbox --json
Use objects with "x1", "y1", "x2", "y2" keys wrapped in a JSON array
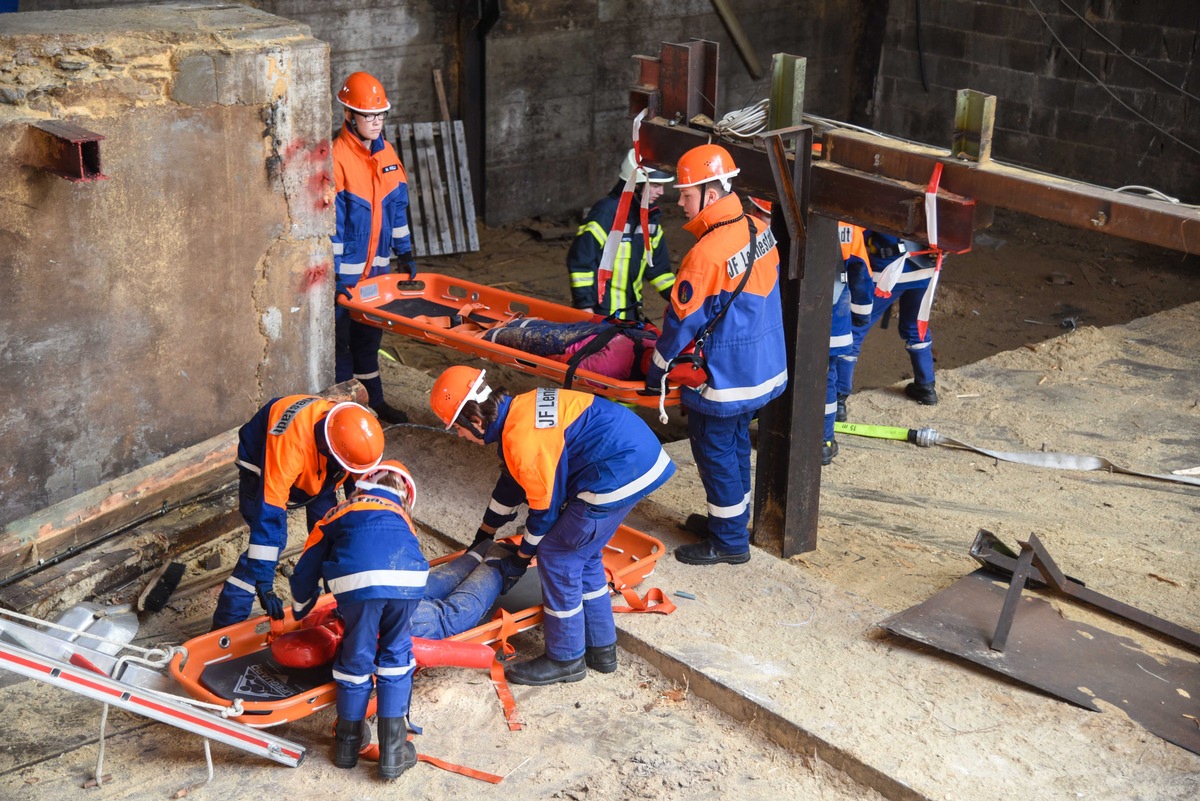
[
  {"x1": 338, "y1": 273, "x2": 680, "y2": 409},
  {"x1": 169, "y1": 525, "x2": 664, "y2": 728}
]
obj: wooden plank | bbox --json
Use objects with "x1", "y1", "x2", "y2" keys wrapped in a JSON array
[
  {"x1": 439, "y1": 120, "x2": 468, "y2": 252},
  {"x1": 396, "y1": 123, "x2": 427, "y2": 258},
  {"x1": 414, "y1": 121, "x2": 452, "y2": 254},
  {"x1": 433, "y1": 69, "x2": 451, "y2": 123},
  {"x1": 453, "y1": 120, "x2": 480, "y2": 252},
  {"x1": 0, "y1": 381, "x2": 368, "y2": 586},
  {"x1": 0, "y1": 492, "x2": 240, "y2": 618}
]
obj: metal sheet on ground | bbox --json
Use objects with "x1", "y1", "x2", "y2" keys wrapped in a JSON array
[{"x1": 883, "y1": 569, "x2": 1200, "y2": 755}]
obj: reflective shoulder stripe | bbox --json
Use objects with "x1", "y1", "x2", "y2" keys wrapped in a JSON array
[{"x1": 580, "y1": 220, "x2": 608, "y2": 245}]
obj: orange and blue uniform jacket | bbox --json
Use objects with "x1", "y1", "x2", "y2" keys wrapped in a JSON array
[
  {"x1": 289, "y1": 484, "x2": 428, "y2": 721},
  {"x1": 289, "y1": 486, "x2": 429, "y2": 620},
  {"x1": 482, "y1": 389, "x2": 675, "y2": 560},
  {"x1": 567, "y1": 183, "x2": 673, "y2": 319},
  {"x1": 212, "y1": 396, "x2": 349, "y2": 629},
  {"x1": 332, "y1": 123, "x2": 411, "y2": 293},
  {"x1": 646, "y1": 192, "x2": 788, "y2": 417}
]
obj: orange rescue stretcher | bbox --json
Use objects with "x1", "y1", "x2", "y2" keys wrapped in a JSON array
[
  {"x1": 169, "y1": 525, "x2": 666, "y2": 728},
  {"x1": 338, "y1": 273, "x2": 680, "y2": 409}
]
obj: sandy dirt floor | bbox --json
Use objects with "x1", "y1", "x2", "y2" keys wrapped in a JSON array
[{"x1": 2, "y1": 202, "x2": 1198, "y2": 800}]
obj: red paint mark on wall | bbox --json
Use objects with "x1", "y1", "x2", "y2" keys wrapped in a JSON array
[{"x1": 302, "y1": 262, "x2": 330, "y2": 292}]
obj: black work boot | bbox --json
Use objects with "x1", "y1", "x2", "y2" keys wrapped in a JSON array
[
  {"x1": 505, "y1": 654, "x2": 587, "y2": 686},
  {"x1": 681, "y1": 513, "x2": 709, "y2": 537},
  {"x1": 674, "y1": 541, "x2": 750, "y2": 566},
  {"x1": 333, "y1": 717, "x2": 369, "y2": 769},
  {"x1": 372, "y1": 402, "x2": 409, "y2": 425},
  {"x1": 821, "y1": 438, "x2": 839, "y2": 466},
  {"x1": 377, "y1": 717, "x2": 417, "y2": 781},
  {"x1": 904, "y1": 381, "x2": 939, "y2": 405},
  {"x1": 585, "y1": 643, "x2": 618, "y2": 674},
  {"x1": 835, "y1": 395, "x2": 848, "y2": 423}
]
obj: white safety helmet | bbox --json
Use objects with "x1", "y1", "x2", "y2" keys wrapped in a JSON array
[{"x1": 618, "y1": 149, "x2": 673, "y2": 185}]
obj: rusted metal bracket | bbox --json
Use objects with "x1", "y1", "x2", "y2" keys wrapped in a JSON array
[
  {"x1": 973, "y1": 529, "x2": 1200, "y2": 655},
  {"x1": 951, "y1": 89, "x2": 995, "y2": 163},
  {"x1": 31, "y1": 120, "x2": 108, "y2": 182}
]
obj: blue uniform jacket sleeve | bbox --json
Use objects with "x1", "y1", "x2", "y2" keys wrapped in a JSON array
[
  {"x1": 333, "y1": 190, "x2": 348, "y2": 293},
  {"x1": 289, "y1": 522, "x2": 334, "y2": 619},
  {"x1": 391, "y1": 181, "x2": 412, "y2": 257},
  {"x1": 482, "y1": 468, "x2": 526, "y2": 531},
  {"x1": 566, "y1": 210, "x2": 607, "y2": 310},
  {"x1": 516, "y1": 454, "x2": 571, "y2": 561}
]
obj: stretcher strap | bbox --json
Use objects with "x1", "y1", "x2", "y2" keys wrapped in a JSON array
[
  {"x1": 489, "y1": 655, "x2": 523, "y2": 731},
  {"x1": 490, "y1": 609, "x2": 523, "y2": 731},
  {"x1": 357, "y1": 742, "x2": 505, "y2": 784},
  {"x1": 418, "y1": 752, "x2": 505, "y2": 784},
  {"x1": 610, "y1": 584, "x2": 676, "y2": 615}
]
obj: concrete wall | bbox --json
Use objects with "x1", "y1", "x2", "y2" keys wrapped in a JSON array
[
  {"x1": 0, "y1": 4, "x2": 334, "y2": 525},
  {"x1": 872, "y1": 0, "x2": 1200, "y2": 202}
]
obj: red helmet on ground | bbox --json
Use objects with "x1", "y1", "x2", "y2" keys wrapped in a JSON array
[
  {"x1": 430, "y1": 366, "x2": 491, "y2": 429},
  {"x1": 360, "y1": 459, "x2": 417, "y2": 510},
  {"x1": 337, "y1": 72, "x2": 390, "y2": 113},
  {"x1": 675, "y1": 144, "x2": 740, "y2": 191},
  {"x1": 323, "y1": 402, "x2": 384, "y2": 473}
]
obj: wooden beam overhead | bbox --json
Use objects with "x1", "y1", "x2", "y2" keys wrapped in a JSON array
[{"x1": 824, "y1": 130, "x2": 1200, "y2": 256}]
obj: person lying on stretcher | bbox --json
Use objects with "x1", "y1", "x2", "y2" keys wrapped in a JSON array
[{"x1": 422, "y1": 308, "x2": 662, "y2": 382}]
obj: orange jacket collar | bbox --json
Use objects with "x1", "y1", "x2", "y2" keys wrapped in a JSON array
[{"x1": 683, "y1": 192, "x2": 744, "y2": 241}]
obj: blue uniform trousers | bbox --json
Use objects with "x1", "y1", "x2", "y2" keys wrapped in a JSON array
[
  {"x1": 826, "y1": 280, "x2": 852, "y2": 441},
  {"x1": 536, "y1": 500, "x2": 632, "y2": 662},
  {"x1": 410, "y1": 553, "x2": 502, "y2": 640},
  {"x1": 687, "y1": 409, "x2": 756, "y2": 554},
  {"x1": 837, "y1": 284, "x2": 935, "y2": 396},
  {"x1": 335, "y1": 303, "x2": 385, "y2": 407},
  {"x1": 334, "y1": 597, "x2": 420, "y2": 720}
]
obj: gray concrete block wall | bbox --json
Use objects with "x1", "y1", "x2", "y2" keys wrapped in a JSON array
[
  {"x1": 0, "y1": 6, "x2": 334, "y2": 525},
  {"x1": 872, "y1": 0, "x2": 1200, "y2": 202}
]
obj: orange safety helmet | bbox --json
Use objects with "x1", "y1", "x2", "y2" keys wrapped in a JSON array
[
  {"x1": 430, "y1": 366, "x2": 491, "y2": 429},
  {"x1": 323, "y1": 402, "x2": 385, "y2": 473},
  {"x1": 749, "y1": 197, "x2": 772, "y2": 216},
  {"x1": 675, "y1": 144, "x2": 740, "y2": 191},
  {"x1": 360, "y1": 458, "x2": 417, "y2": 510},
  {"x1": 337, "y1": 72, "x2": 390, "y2": 113}
]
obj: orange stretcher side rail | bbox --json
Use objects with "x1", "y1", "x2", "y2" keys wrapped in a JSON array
[
  {"x1": 168, "y1": 526, "x2": 664, "y2": 727},
  {"x1": 338, "y1": 273, "x2": 680, "y2": 409}
]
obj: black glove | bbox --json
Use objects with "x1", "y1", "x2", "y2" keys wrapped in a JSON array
[
  {"x1": 471, "y1": 527, "x2": 494, "y2": 548},
  {"x1": 851, "y1": 312, "x2": 870, "y2": 328},
  {"x1": 256, "y1": 581, "x2": 285, "y2": 620},
  {"x1": 488, "y1": 554, "x2": 530, "y2": 595},
  {"x1": 396, "y1": 252, "x2": 416, "y2": 280}
]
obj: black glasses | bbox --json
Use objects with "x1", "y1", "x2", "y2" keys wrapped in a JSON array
[{"x1": 355, "y1": 111, "x2": 388, "y2": 121}]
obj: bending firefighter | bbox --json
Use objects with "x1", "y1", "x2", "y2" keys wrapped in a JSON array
[
  {"x1": 431, "y1": 365, "x2": 676, "y2": 686},
  {"x1": 212, "y1": 397, "x2": 384, "y2": 630},
  {"x1": 567, "y1": 149, "x2": 674, "y2": 320},
  {"x1": 644, "y1": 145, "x2": 788, "y2": 566}
]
